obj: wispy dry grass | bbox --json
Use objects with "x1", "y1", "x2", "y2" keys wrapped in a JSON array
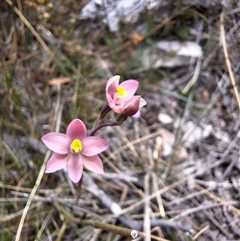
[{"x1": 1, "y1": 0, "x2": 240, "y2": 241}]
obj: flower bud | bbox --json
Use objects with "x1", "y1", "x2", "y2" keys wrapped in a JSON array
[{"x1": 122, "y1": 96, "x2": 141, "y2": 116}]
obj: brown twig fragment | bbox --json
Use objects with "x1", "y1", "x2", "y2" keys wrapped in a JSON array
[{"x1": 83, "y1": 220, "x2": 170, "y2": 241}]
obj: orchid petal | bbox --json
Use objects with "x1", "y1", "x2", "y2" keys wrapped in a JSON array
[
  {"x1": 106, "y1": 75, "x2": 120, "y2": 97},
  {"x1": 68, "y1": 154, "x2": 83, "y2": 183},
  {"x1": 41, "y1": 133, "x2": 71, "y2": 154},
  {"x1": 106, "y1": 92, "x2": 124, "y2": 113},
  {"x1": 81, "y1": 137, "x2": 108, "y2": 156},
  {"x1": 45, "y1": 153, "x2": 68, "y2": 173},
  {"x1": 132, "y1": 110, "x2": 140, "y2": 117},
  {"x1": 106, "y1": 93, "x2": 116, "y2": 107},
  {"x1": 120, "y1": 80, "x2": 139, "y2": 100},
  {"x1": 82, "y1": 155, "x2": 104, "y2": 174},
  {"x1": 111, "y1": 105, "x2": 124, "y2": 114},
  {"x1": 140, "y1": 97, "x2": 147, "y2": 107},
  {"x1": 66, "y1": 119, "x2": 87, "y2": 140}
]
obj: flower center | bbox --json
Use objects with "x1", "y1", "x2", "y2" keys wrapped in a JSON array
[
  {"x1": 70, "y1": 139, "x2": 82, "y2": 153},
  {"x1": 116, "y1": 86, "x2": 127, "y2": 97}
]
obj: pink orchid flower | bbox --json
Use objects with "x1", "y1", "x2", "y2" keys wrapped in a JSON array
[
  {"x1": 106, "y1": 75, "x2": 146, "y2": 117},
  {"x1": 41, "y1": 119, "x2": 108, "y2": 183}
]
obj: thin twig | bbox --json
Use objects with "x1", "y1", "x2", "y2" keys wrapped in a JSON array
[{"x1": 83, "y1": 220, "x2": 170, "y2": 241}]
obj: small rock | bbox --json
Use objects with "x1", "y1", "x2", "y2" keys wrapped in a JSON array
[
  {"x1": 138, "y1": 40, "x2": 202, "y2": 69},
  {"x1": 158, "y1": 112, "x2": 173, "y2": 124}
]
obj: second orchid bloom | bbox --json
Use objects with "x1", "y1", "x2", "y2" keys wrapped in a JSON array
[
  {"x1": 106, "y1": 75, "x2": 146, "y2": 117},
  {"x1": 41, "y1": 119, "x2": 108, "y2": 183}
]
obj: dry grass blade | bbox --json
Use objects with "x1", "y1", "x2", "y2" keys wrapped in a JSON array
[
  {"x1": 14, "y1": 150, "x2": 51, "y2": 241},
  {"x1": 143, "y1": 174, "x2": 151, "y2": 241},
  {"x1": 194, "y1": 184, "x2": 240, "y2": 216},
  {"x1": 15, "y1": 86, "x2": 64, "y2": 240},
  {"x1": 220, "y1": 9, "x2": 240, "y2": 109},
  {"x1": 192, "y1": 225, "x2": 209, "y2": 240},
  {"x1": 4, "y1": 0, "x2": 55, "y2": 63}
]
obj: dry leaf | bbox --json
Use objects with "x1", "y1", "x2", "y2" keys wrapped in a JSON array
[{"x1": 48, "y1": 77, "x2": 71, "y2": 86}]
